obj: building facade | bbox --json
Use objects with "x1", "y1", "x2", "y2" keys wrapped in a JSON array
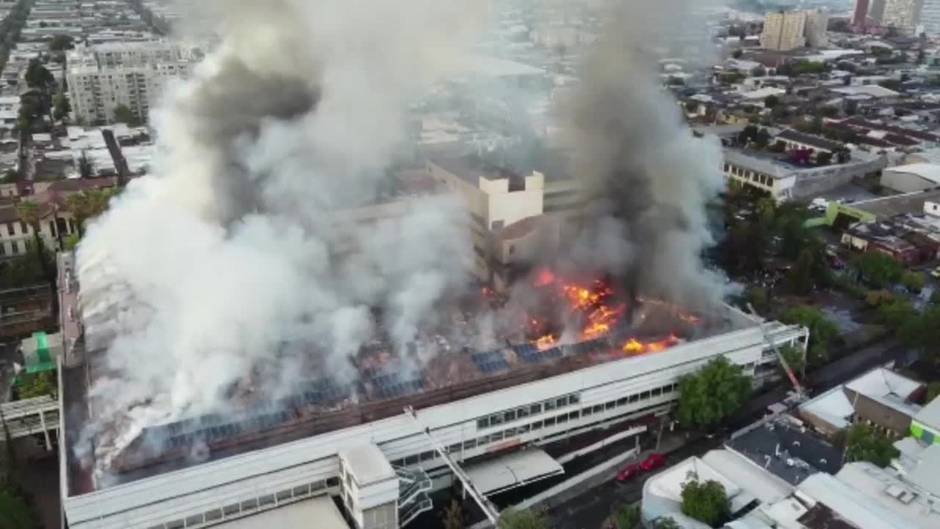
[
  {"x1": 921, "y1": 0, "x2": 940, "y2": 34},
  {"x1": 60, "y1": 311, "x2": 809, "y2": 529},
  {"x1": 760, "y1": 11, "x2": 807, "y2": 51},
  {"x1": 882, "y1": 0, "x2": 925, "y2": 32},
  {"x1": 66, "y1": 42, "x2": 195, "y2": 125}
]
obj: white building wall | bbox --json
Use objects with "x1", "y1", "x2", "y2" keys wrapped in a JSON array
[
  {"x1": 922, "y1": 0, "x2": 940, "y2": 33},
  {"x1": 62, "y1": 319, "x2": 808, "y2": 529},
  {"x1": 883, "y1": 0, "x2": 925, "y2": 30}
]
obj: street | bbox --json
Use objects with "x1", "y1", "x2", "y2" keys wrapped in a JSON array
[{"x1": 545, "y1": 337, "x2": 908, "y2": 529}]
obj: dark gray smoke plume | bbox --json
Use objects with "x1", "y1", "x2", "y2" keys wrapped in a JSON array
[{"x1": 559, "y1": 0, "x2": 727, "y2": 311}]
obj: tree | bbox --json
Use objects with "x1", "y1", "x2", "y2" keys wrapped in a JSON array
[
  {"x1": 878, "y1": 299, "x2": 916, "y2": 331},
  {"x1": 778, "y1": 344, "x2": 806, "y2": 378},
  {"x1": 680, "y1": 479, "x2": 729, "y2": 527},
  {"x1": 753, "y1": 66, "x2": 767, "y2": 77},
  {"x1": 781, "y1": 306, "x2": 839, "y2": 367},
  {"x1": 498, "y1": 509, "x2": 549, "y2": 529},
  {"x1": 24, "y1": 59, "x2": 54, "y2": 91},
  {"x1": 16, "y1": 200, "x2": 57, "y2": 306},
  {"x1": 901, "y1": 271, "x2": 925, "y2": 293},
  {"x1": 788, "y1": 249, "x2": 818, "y2": 295},
  {"x1": 764, "y1": 95, "x2": 780, "y2": 108},
  {"x1": 16, "y1": 371, "x2": 55, "y2": 399},
  {"x1": 0, "y1": 487, "x2": 38, "y2": 529},
  {"x1": 927, "y1": 382, "x2": 940, "y2": 402},
  {"x1": 845, "y1": 423, "x2": 900, "y2": 468},
  {"x1": 65, "y1": 188, "x2": 117, "y2": 237},
  {"x1": 676, "y1": 357, "x2": 752, "y2": 429},
  {"x1": 53, "y1": 91, "x2": 71, "y2": 122},
  {"x1": 732, "y1": 49, "x2": 743, "y2": 59},
  {"x1": 754, "y1": 128, "x2": 771, "y2": 148},
  {"x1": 613, "y1": 504, "x2": 640, "y2": 529},
  {"x1": 49, "y1": 34, "x2": 74, "y2": 52},
  {"x1": 816, "y1": 151, "x2": 833, "y2": 166},
  {"x1": 768, "y1": 140, "x2": 786, "y2": 153},
  {"x1": 113, "y1": 103, "x2": 139, "y2": 125},
  {"x1": 853, "y1": 252, "x2": 903, "y2": 288},
  {"x1": 442, "y1": 499, "x2": 464, "y2": 529}
]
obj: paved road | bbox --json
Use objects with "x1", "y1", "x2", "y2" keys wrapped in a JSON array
[{"x1": 546, "y1": 337, "x2": 909, "y2": 529}]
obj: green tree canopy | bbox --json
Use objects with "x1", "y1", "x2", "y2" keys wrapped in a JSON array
[
  {"x1": 845, "y1": 423, "x2": 900, "y2": 468},
  {"x1": 113, "y1": 103, "x2": 140, "y2": 125},
  {"x1": 781, "y1": 306, "x2": 839, "y2": 367},
  {"x1": 853, "y1": 252, "x2": 903, "y2": 288},
  {"x1": 676, "y1": 357, "x2": 752, "y2": 429},
  {"x1": 614, "y1": 504, "x2": 640, "y2": 529},
  {"x1": 16, "y1": 371, "x2": 55, "y2": 399},
  {"x1": 901, "y1": 271, "x2": 925, "y2": 293},
  {"x1": 24, "y1": 59, "x2": 54, "y2": 90},
  {"x1": 66, "y1": 188, "x2": 117, "y2": 236},
  {"x1": 498, "y1": 509, "x2": 550, "y2": 529},
  {"x1": 0, "y1": 487, "x2": 38, "y2": 529},
  {"x1": 49, "y1": 34, "x2": 74, "y2": 52},
  {"x1": 681, "y1": 479, "x2": 730, "y2": 527},
  {"x1": 53, "y1": 91, "x2": 71, "y2": 122}
]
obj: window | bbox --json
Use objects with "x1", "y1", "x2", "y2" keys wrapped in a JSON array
[
  {"x1": 531, "y1": 421, "x2": 543, "y2": 430},
  {"x1": 605, "y1": 401, "x2": 615, "y2": 410},
  {"x1": 640, "y1": 391, "x2": 650, "y2": 400},
  {"x1": 616, "y1": 397, "x2": 628, "y2": 406},
  {"x1": 652, "y1": 387, "x2": 662, "y2": 397},
  {"x1": 583, "y1": 407, "x2": 593, "y2": 417},
  {"x1": 420, "y1": 451, "x2": 434, "y2": 462},
  {"x1": 629, "y1": 393, "x2": 639, "y2": 403},
  {"x1": 490, "y1": 431, "x2": 504, "y2": 442},
  {"x1": 259, "y1": 494, "x2": 275, "y2": 507},
  {"x1": 517, "y1": 407, "x2": 529, "y2": 419},
  {"x1": 165, "y1": 521, "x2": 183, "y2": 529},
  {"x1": 276, "y1": 489, "x2": 292, "y2": 501},
  {"x1": 293, "y1": 484, "x2": 310, "y2": 496},
  {"x1": 518, "y1": 423, "x2": 530, "y2": 433},
  {"x1": 464, "y1": 439, "x2": 477, "y2": 450},
  {"x1": 241, "y1": 498, "x2": 258, "y2": 512},
  {"x1": 205, "y1": 509, "x2": 222, "y2": 522},
  {"x1": 504, "y1": 409, "x2": 516, "y2": 422},
  {"x1": 326, "y1": 477, "x2": 339, "y2": 487},
  {"x1": 223, "y1": 504, "x2": 240, "y2": 516},
  {"x1": 448, "y1": 443, "x2": 461, "y2": 453},
  {"x1": 544, "y1": 416, "x2": 556, "y2": 427},
  {"x1": 568, "y1": 411, "x2": 579, "y2": 421},
  {"x1": 545, "y1": 400, "x2": 557, "y2": 412},
  {"x1": 568, "y1": 394, "x2": 580, "y2": 405},
  {"x1": 184, "y1": 515, "x2": 203, "y2": 526},
  {"x1": 592, "y1": 405, "x2": 603, "y2": 414},
  {"x1": 557, "y1": 414, "x2": 568, "y2": 424},
  {"x1": 530, "y1": 403, "x2": 542, "y2": 415},
  {"x1": 555, "y1": 397, "x2": 567, "y2": 409},
  {"x1": 478, "y1": 417, "x2": 489, "y2": 429}
]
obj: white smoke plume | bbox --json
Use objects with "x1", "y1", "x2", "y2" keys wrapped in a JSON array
[{"x1": 75, "y1": 0, "x2": 485, "y2": 477}]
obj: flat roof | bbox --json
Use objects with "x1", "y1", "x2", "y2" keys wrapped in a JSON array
[
  {"x1": 799, "y1": 472, "x2": 910, "y2": 529},
  {"x1": 851, "y1": 189, "x2": 940, "y2": 218},
  {"x1": 339, "y1": 444, "x2": 395, "y2": 486},
  {"x1": 465, "y1": 448, "x2": 563, "y2": 495},
  {"x1": 799, "y1": 386, "x2": 854, "y2": 430},
  {"x1": 213, "y1": 496, "x2": 348, "y2": 529},
  {"x1": 914, "y1": 396, "x2": 940, "y2": 430},
  {"x1": 885, "y1": 163, "x2": 940, "y2": 185},
  {"x1": 726, "y1": 416, "x2": 842, "y2": 485},
  {"x1": 844, "y1": 367, "x2": 922, "y2": 417}
]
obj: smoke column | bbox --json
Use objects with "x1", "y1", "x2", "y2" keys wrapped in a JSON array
[
  {"x1": 558, "y1": 0, "x2": 729, "y2": 312},
  {"x1": 74, "y1": 0, "x2": 485, "y2": 478}
]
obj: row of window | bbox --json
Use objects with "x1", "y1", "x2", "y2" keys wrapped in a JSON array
[
  {"x1": 724, "y1": 163, "x2": 774, "y2": 187},
  {"x1": 144, "y1": 477, "x2": 340, "y2": 529},
  {"x1": 477, "y1": 393, "x2": 580, "y2": 430},
  {"x1": 390, "y1": 383, "x2": 680, "y2": 469}
]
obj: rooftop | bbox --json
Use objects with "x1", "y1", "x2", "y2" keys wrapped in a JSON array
[
  {"x1": 885, "y1": 163, "x2": 940, "y2": 186},
  {"x1": 338, "y1": 444, "x2": 396, "y2": 487},
  {"x1": 776, "y1": 128, "x2": 845, "y2": 153},
  {"x1": 726, "y1": 415, "x2": 843, "y2": 486},
  {"x1": 843, "y1": 367, "x2": 922, "y2": 417},
  {"x1": 913, "y1": 396, "x2": 940, "y2": 430},
  {"x1": 850, "y1": 189, "x2": 940, "y2": 219}
]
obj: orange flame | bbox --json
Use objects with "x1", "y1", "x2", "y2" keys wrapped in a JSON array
[
  {"x1": 534, "y1": 268, "x2": 556, "y2": 287},
  {"x1": 622, "y1": 334, "x2": 681, "y2": 355},
  {"x1": 535, "y1": 334, "x2": 558, "y2": 351}
]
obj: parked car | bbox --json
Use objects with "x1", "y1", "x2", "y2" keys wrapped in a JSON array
[
  {"x1": 931, "y1": 266, "x2": 940, "y2": 279},
  {"x1": 640, "y1": 453, "x2": 667, "y2": 472},
  {"x1": 616, "y1": 462, "x2": 642, "y2": 482}
]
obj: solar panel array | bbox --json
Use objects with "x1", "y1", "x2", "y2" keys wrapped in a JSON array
[
  {"x1": 472, "y1": 351, "x2": 510, "y2": 374},
  {"x1": 371, "y1": 373, "x2": 426, "y2": 400},
  {"x1": 164, "y1": 408, "x2": 292, "y2": 450},
  {"x1": 513, "y1": 344, "x2": 563, "y2": 364},
  {"x1": 278, "y1": 379, "x2": 348, "y2": 409}
]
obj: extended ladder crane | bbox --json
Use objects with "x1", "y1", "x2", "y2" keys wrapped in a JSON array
[{"x1": 748, "y1": 304, "x2": 807, "y2": 401}]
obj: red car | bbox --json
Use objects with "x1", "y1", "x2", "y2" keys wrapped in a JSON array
[
  {"x1": 616, "y1": 462, "x2": 641, "y2": 482},
  {"x1": 640, "y1": 453, "x2": 667, "y2": 472},
  {"x1": 616, "y1": 453, "x2": 667, "y2": 482}
]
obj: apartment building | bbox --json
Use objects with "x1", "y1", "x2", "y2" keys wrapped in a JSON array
[
  {"x1": 760, "y1": 11, "x2": 807, "y2": 51},
  {"x1": 882, "y1": 0, "x2": 925, "y2": 32},
  {"x1": 921, "y1": 0, "x2": 940, "y2": 34},
  {"x1": 66, "y1": 42, "x2": 195, "y2": 125}
]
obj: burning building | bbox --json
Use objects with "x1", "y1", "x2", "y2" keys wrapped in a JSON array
[{"x1": 58, "y1": 245, "x2": 808, "y2": 529}]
